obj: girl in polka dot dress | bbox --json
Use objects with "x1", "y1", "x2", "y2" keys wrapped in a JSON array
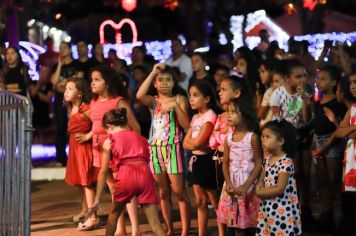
[{"x1": 256, "y1": 119, "x2": 302, "y2": 236}]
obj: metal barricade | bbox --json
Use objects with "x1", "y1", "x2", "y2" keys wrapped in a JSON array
[{"x1": 0, "y1": 89, "x2": 33, "y2": 236}]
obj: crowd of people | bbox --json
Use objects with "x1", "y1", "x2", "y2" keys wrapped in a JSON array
[{"x1": 0, "y1": 32, "x2": 356, "y2": 236}]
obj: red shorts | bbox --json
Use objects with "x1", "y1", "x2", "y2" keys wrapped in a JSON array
[{"x1": 114, "y1": 163, "x2": 158, "y2": 204}]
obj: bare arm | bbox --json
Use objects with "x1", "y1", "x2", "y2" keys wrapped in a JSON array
[
  {"x1": 174, "y1": 95, "x2": 190, "y2": 129},
  {"x1": 235, "y1": 133, "x2": 263, "y2": 196},
  {"x1": 256, "y1": 172, "x2": 290, "y2": 198},
  {"x1": 258, "y1": 105, "x2": 269, "y2": 120},
  {"x1": 136, "y1": 63, "x2": 165, "y2": 107},
  {"x1": 118, "y1": 99, "x2": 141, "y2": 134},
  {"x1": 183, "y1": 123, "x2": 214, "y2": 150}
]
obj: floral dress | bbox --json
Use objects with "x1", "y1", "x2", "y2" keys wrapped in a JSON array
[
  {"x1": 343, "y1": 104, "x2": 356, "y2": 191},
  {"x1": 256, "y1": 155, "x2": 302, "y2": 236}
]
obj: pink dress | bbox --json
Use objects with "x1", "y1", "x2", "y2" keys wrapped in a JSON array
[
  {"x1": 217, "y1": 132, "x2": 260, "y2": 228},
  {"x1": 343, "y1": 104, "x2": 356, "y2": 191},
  {"x1": 110, "y1": 130, "x2": 158, "y2": 204},
  {"x1": 90, "y1": 96, "x2": 123, "y2": 167},
  {"x1": 65, "y1": 104, "x2": 99, "y2": 186},
  {"x1": 209, "y1": 114, "x2": 234, "y2": 151}
]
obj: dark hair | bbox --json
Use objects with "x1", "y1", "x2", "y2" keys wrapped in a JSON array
[
  {"x1": 337, "y1": 76, "x2": 354, "y2": 102},
  {"x1": 131, "y1": 64, "x2": 148, "y2": 75},
  {"x1": 263, "y1": 119, "x2": 297, "y2": 158},
  {"x1": 214, "y1": 64, "x2": 230, "y2": 74},
  {"x1": 90, "y1": 65, "x2": 128, "y2": 100},
  {"x1": 4, "y1": 46, "x2": 31, "y2": 85},
  {"x1": 285, "y1": 59, "x2": 305, "y2": 77},
  {"x1": 260, "y1": 59, "x2": 277, "y2": 72},
  {"x1": 191, "y1": 52, "x2": 208, "y2": 63},
  {"x1": 319, "y1": 65, "x2": 342, "y2": 82},
  {"x1": 190, "y1": 80, "x2": 221, "y2": 114},
  {"x1": 152, "y1": 65, "x2": 183, "y2": 96},
  {"x1": 102, "y1": 108, "x2": 127, "y2": 128},
  {"x1": 236, "y1": 55, "x2": 263, "y2": 96},
  {"x1": 231, "y1": 98, "x2": 260, "y2": 134},
  {"x1": 64, "y1": 77, "x2": 92, "y2": 110},
  {"x1": 222, "y1": 75, "x2": 253, "y2": 102}
]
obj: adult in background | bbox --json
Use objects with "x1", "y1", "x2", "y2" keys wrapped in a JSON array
[
  {"x1": 37, "y1": 37, "x2": 59, "y2": 68},
  {"x1": 2, "y1": 46, "x2": 31, "y2": 96},
  {"x1": 51, "y1": 41, "x2": 84, "y2": 167},
  {"x1": 165, "y1": 38, "x2": 193, "y2": 92},
  {"x1": 77, "y1": 40, "x2": 98, "y2": 82}
]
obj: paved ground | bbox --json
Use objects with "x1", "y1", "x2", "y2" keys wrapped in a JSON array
[{"x1": 30, "y1": 179, "x2": 339, "y2": 236}]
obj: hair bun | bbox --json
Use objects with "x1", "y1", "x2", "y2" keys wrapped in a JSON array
[{"x1": 115, "y1": 108, "x2": 127, "y2": 117}]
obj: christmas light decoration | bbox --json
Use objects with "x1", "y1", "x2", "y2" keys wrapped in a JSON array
[{"x1": 122, "y1": 0, "x2": 137, "y2": 12}]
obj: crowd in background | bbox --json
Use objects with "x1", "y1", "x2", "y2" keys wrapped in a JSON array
[{"x1": 0, "y1": 30, "x2": 356, "y2": 235}]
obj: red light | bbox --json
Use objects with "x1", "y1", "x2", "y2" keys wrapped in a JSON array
[{"x1": 122, "y1": 0, "x2": 137, "y2": 12}]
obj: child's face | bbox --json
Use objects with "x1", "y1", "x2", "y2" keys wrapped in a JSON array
[
  {"x1": 316, "y1": 70, "x2": 336, "y2": 93},
  {"x1": 219, "y1": 80, "x2": 239, "y2": 105},
  {"x1": 5, "y1": 48, "x2": 19, "y2": 66},
  {"x1": 226, "y1": 103, "x2": 241, "y2": 126},
  {"x1": 261, "y1": 128, "x2": 283, "y2": 153},
  {"x1": 349, "y1": 74, "x2": 356, "y2": 98},
  {"x1": 272, "y1": 73, "x2": 284, "y2": 90},
  {"x1": 154, "y1": 73, "x2": 174, "y2": 95},
  {"x1": 189, "y1": 86, "x2": 209, "y2": 111},
  {"x1": 91, "y1": 71, "x2": 107, "y2": 95},
  {"x1": 191, "y1": 55, "x2": 206, "y2": 72},
  {"x1": 286, "y1": 67, "x2": 306, "y2": 90},
  {"x1": 259, "y1": 65, "x2": 271, "y2": 85},
  {"x1": 214, "y1": 69, "x2": 228, "y2": 88},
  {"x1": 132, "y1": 69, "x2": 146, "y2": 85},
  {"x1": 64, "y1": 81, "x2": 79, "y2": 103},
  {"x1": 235, "y1": 58, "x2": 247, "y2": 75}
]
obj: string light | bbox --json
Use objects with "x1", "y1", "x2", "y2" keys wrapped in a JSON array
[{"x1": 121, "y1": 0, "x2": 137, "y2": 12}]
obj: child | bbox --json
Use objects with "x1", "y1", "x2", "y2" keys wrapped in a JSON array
[
  {"x1": 77, "y1": 65, "x2": 141, "y2": 234},
  {"x1": 311, "y1": 66, "x2": 346, "y2": 229},
  {"x1": 210, "y1": 75, "x2": 252, "y2": 236},
  {"x1": 136, "y1": 63, "x2": 191, "y2": 235},
  {"x1": 189, "y1": 52, "x2": 216, "y2": 89},
  {"x1": 258, "y1": 60, "x2": 274, "y2": 127},
  {"x1": 63, "y1": 78, "x2": 99, "y2": 227},
  {"x1": 256, "y1": 119, "x2": 302, "y2": 236},
  {"x1": 90, "y1": 108, "x2": 165, "y2": 236},
  {"x1": 217, "y1": 98, "x2": 262, "y2": 235},
  {"x1": 213, "y1": 64, "x2": 230, "y2": 92},
  {"x1": 183, "y1": 80, "x2": 219, "y2": 236},
  {"x1": 269, "y1": 59, "x2": 312, "y2": 219}
]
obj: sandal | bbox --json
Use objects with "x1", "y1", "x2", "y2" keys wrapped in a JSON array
[
  {"x1": 77, "y1": 217, "x2": 100, "y2": 231},
  {"x1": 72, "y1": 211, "x2": 87, "y2": 222}
]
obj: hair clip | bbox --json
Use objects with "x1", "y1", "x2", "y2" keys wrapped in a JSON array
[
  {"x1": 272, "y1": 116, "x2": 283, "y2": 123},
  {"x1": 229, "y1": 70, "x2": 244, "y2": 78}
]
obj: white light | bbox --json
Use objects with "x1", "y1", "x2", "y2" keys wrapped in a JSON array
[
  {"x1": 218, "y1": 33, "x2": 228, "y2": 45},
  {"x1": 194, "y1": 46, "x2": 210, "y2": 53},
  {"x1": 49, "y1": 27, "x2": 57, "y2": 34},
  {"x1": 42, "y1": 25, "x2": 49, "y2": 33},
  {"x1": 64, "y1": 36, "x2": 71, "y2": 42},
  {"x1": 324, "y1": 57, "x2": 328, "y2": 62},
  {"x1": 205, "y1": 65, "x2": 210, "y2": 71},
  {"x1": 178, "y1": 34, "x2": 186, "y2": 45},
  {"x1": 27, "y1": 19, "x2": 35, "y2": 27}
]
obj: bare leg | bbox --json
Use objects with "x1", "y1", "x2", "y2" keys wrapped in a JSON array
[
  {"x1": 193, "y1": 185, "x2": 209, "y2": 236},
  {"x1": 73, "y1": 187, "x2": 87, "y2": 222},
  {"x1": 106, "y1": 202, "x2": 126, "y2": 236},
  {"x1": 142, "y1": 204, "x2": 166, "y2": 236},
  {"x1": 206, "y1": 189, "x2": 224, "y2": 236},
  {"x1": 126, "y1": 197, "x2": 141, "y2": 236},
  {"x1": 153, "y1": 174, "x2": 173, "y2": 235},
  {"x1": 168, "y1": 173, "x2": 191, "y2": 236}
]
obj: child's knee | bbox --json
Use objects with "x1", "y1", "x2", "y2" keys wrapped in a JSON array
[
  {"x1": 173, "y1": 189, "x2": 187, "y2": 201},
  {"x1": 195, "y1": 197, "x2": 208, "y2": 208},
  {"x1": 159, "y1": 188, "x2": 171, "y2": 200}
]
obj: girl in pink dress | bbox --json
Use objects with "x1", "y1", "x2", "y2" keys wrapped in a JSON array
[
  {"x1": 63, "y1": 78, "x2": 99, "y2": 227},
  {"x1": 77, "y1": 65, "x2": 141, "y2": 234},
  {"x1": 89, "y1": 108, "x2": 165, "y2": 236},
  {"x1": 217, "y1": 98, "x2": 262, "y2": 235}
]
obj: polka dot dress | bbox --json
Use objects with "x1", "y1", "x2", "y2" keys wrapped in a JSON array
[{"x1": 256, "y1": 155, "x2": 302, "y2": 236}]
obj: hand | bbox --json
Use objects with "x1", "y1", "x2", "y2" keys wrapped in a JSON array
[
  {"x1": 160, "y1": 100, "x2": 177, "y2": 113},
  {"x1": 226, "y1": 182, "x2": 235, "y2": 196},
  {"x1": 323, "y1": 107, "x2": 336, "y2": 124},
  {"x1": 75, "y1": 133, "x2": 91, "y2": 143},
  {"x1": 152, "y1": 63, "x2": 166, "y2": 75},
  {"x1": 312, "y1": 148, "x2": 323, "y2": 158},
  {"x1": 235, "y1": 185, "x2": 247, "y2": 198},
  {"x1": 57, "y1": 55, "x2": 63, "y2": 66}
]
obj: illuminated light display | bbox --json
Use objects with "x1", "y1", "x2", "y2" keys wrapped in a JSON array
[
  {"x1": 303, "y1": 0, "x2": 318, "y2": 11},
  {"x1": 5, "y1": 41, "x2": 46, "y2": 81},
  {"x1": 230, "y1": 10, "x2": 290, "y2": 51},
  {"x1": 99, "y1": 18, "x2": 138, "y2": 58},
  {"x1": 122, "y1": 0, "x2": 137, "y2": 12}
]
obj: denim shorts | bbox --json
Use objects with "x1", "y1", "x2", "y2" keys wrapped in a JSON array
[{"x1": 315, "y1": 134, "x2": 344, "y2": 159}]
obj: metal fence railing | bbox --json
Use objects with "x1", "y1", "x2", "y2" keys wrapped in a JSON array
[{"x1": 0, "y1": 89, "x2": 33, "y2": 236}]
